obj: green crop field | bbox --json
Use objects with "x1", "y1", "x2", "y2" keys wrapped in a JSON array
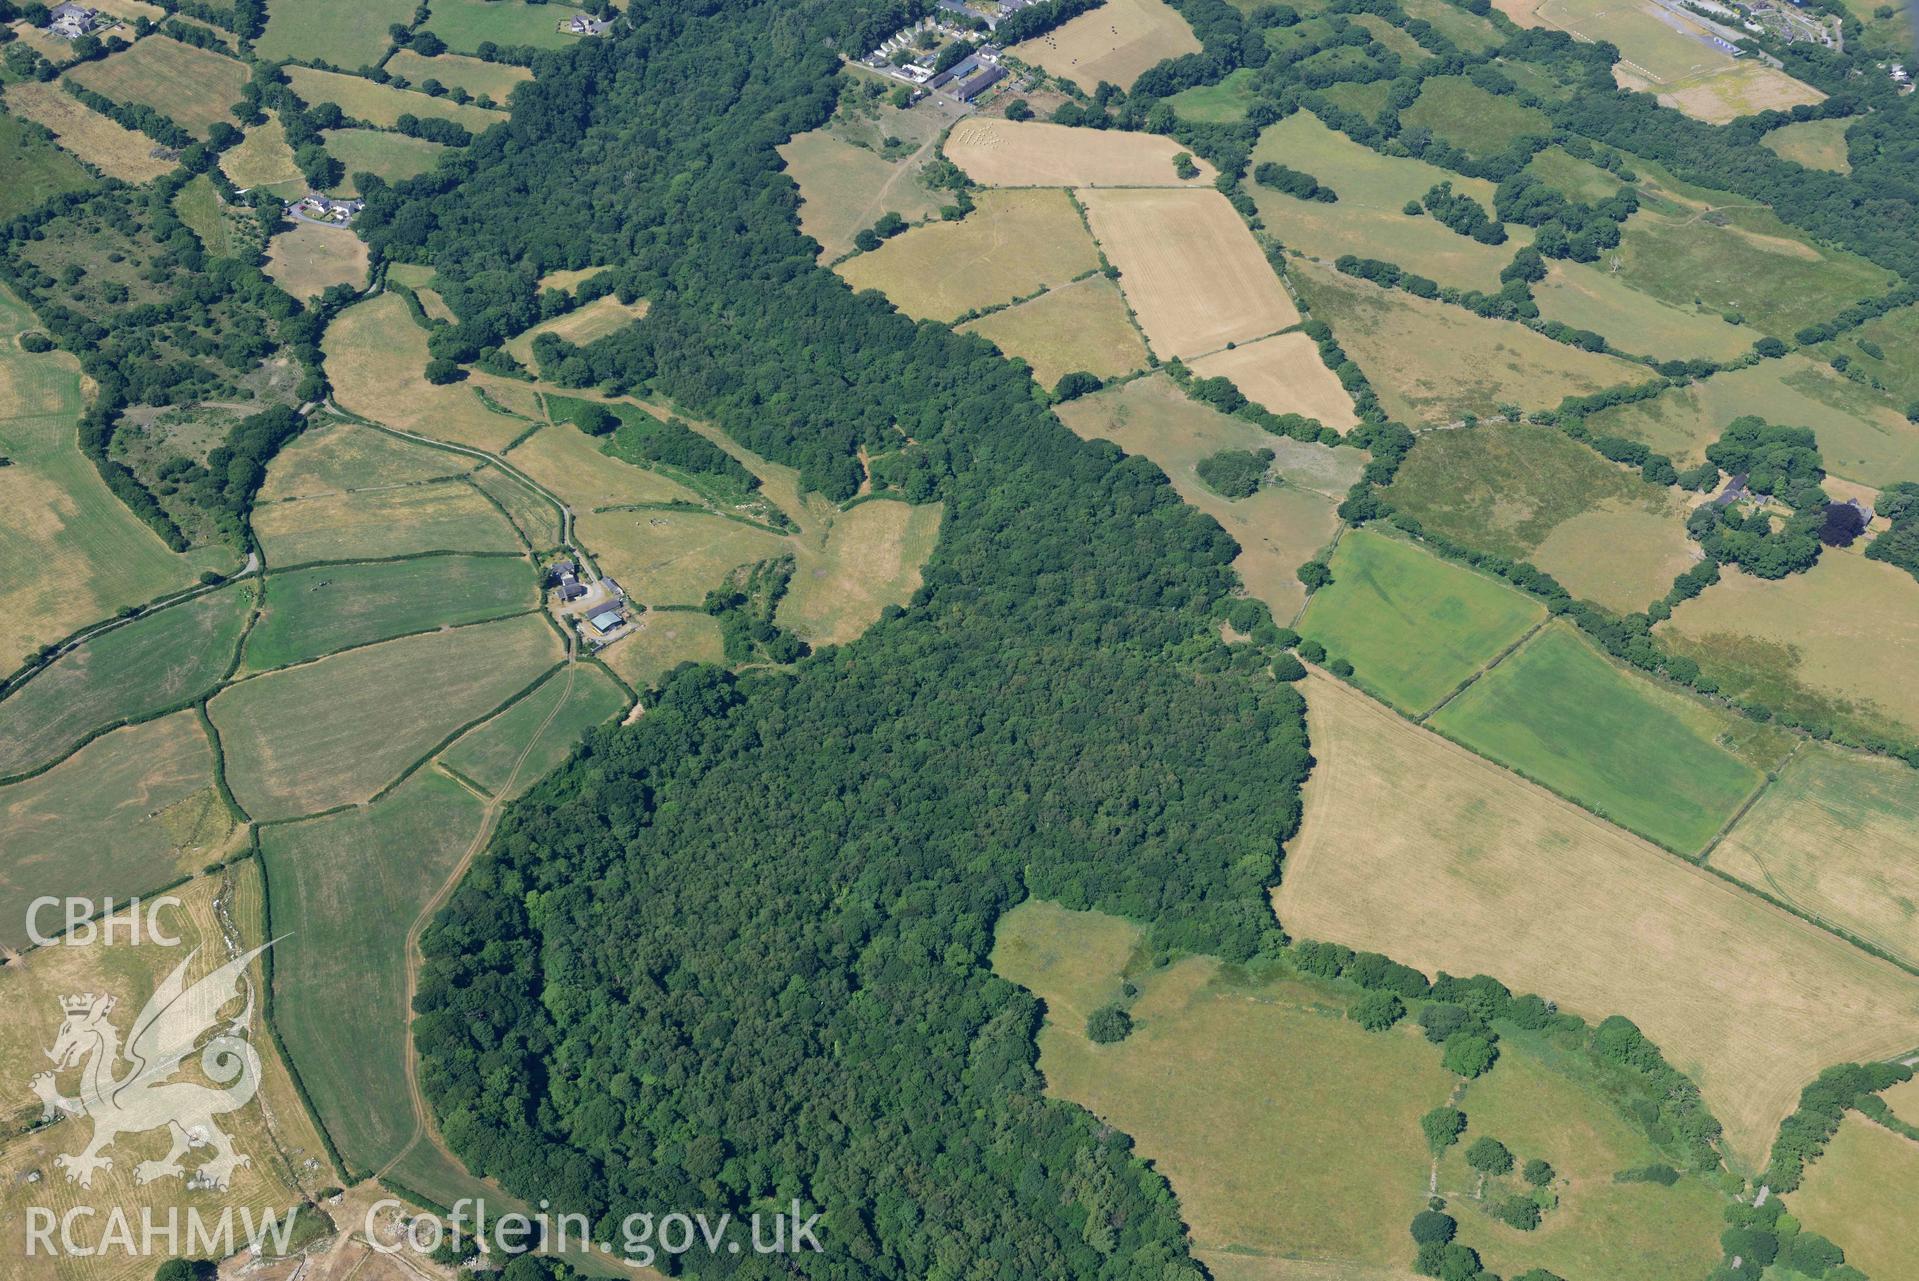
[
  {"x1": 384, "y1": 48, "x2": 532, "y2": 104},
  {"x1": 260, "y1": 770, "x2": 484, "y2": 1176},
  {"x1": 256, "y1": 0, "x2": 415, "y2": 68},
  {"x1": 1429, "y1": 623, "x2": 1774, "y2": 852},
  {"x1": 1401, "y1": 76, "x2": 1551, "y2": 156},
  {"x1": 254, "y1": 477, "x2": 524, "y2": 565},
  {"x1": 284, "y1": 66, "x2": 506, "y2": 132},
  {"x1": 1585, "y1": 354, "x2": 1919, "y2": 485},
  {"x1": 1385, "y1": 424, "x2": 1699, "y2": 613},
  {"x1": 995, "y1": 900, "x2": 1456, "y2": 1274},
  {"x1": 0, "y1": 111, "x2": 94, "y2": 221},
  {"x1": 212, "y1": 612, "x2": 559, "y2": 820},
  {"x1": 1711, "y1": 743, "x2": 1919, "y2": 968},
  {"x1": 0, "y1": 712, "x2": 226, "y2": 950},
  {"x1": 1167, "y1": 66, "x2": 1259, "y2": 121},
  {"x1": 0, "y1": 583, "x2": 254, "y2": 780},
  {"x1": 1298, "y1": 529, "x2": 1546, "y2": 715},
  {"x1": 242, "y1": 554, "x2": 537, "y2": 672},
  {"x1": 422, "y1": 0, "x2": 593, "y2": 53},
  {"x1": 440, "y1": 663, "x2": 626, "y2": 798},
  {"x1": 322, "y1": 129, "x2": 448, "y2": 195}
]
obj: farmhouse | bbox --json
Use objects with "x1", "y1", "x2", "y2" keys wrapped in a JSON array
[
  {"x1": 47, "y1": 3, "x2": 100, "y2": 37},
  {"x1": 290, "y1": 194, "x2": 365, "y2": 226},
  {"x1": 1712, "y1": 474, "x2": 1749, "y2": 507},
  {"x1": 563, "y1": 13, "x2": 610, "y2": 35}
]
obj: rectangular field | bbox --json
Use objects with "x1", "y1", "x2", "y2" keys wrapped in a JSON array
[
  {"x1": 1429, "y1": 622, "x2": 1771, "y2": 853},
  {"x1": 1081, "y1": 187, "x2": 1300, "y2": 359},
  {"x1": 1297, "y1": 528, "x2": 1546, "y2": 715},
  {"x1": 212, "y1": 612, "x2": 559, "y2": 820},
  {"x1": 0, "y1": 712, "x2": 225, "y2": 950},
  {"x1": 256, "y1": 0, "x2": 415, "y2": 68},
  {"x1": 260, "y1": 770, "x2": 485, "y2": 1175},
  {"x1": 576, "y1": 506, "x2": 791, "y2": 607},
  {"x1": 0, "y1": 584, "x2": 253, "y2": 780},
  {"x1": 600, "y1": 610, "x2": 724, "y2": 689},
  {"x1": 1008, "y1": 0, "x2": 1202, "y2": 91},
  {"x1": 253, "y1": 478, "x2": 522, "y2": 564},
  {"x1": 1275, "y1": 671, "x2": 1919, "y2": 1171},
  {"x1": 243, "y1": 554, "x2": 536, "y2": 672},
  {"x1": 1659, "y1": 553, "x2": 1919, "y2": 746},
  {"x1": 994, "y1": 900, "x2": 1457, "y2": 1270},
  {"x1": 322, "y1": 128, "x2": 448, "y2": 193},
  {"x1": 943, "y1": 118, "x2": 1217, "y2": 188},
  {"x1": 1056, "y1": 375, "x2": 1346, "y2": 620},
  {"x1": 422, "y1": 0, "x2": 592, "y2": 53},
  {"x1": 956, "y1": 275, "x2": 1150, "y2": 387},
  {"x1": 2, "y1": 80, "x2": 176, "y2": 183},
  {"x1": 440, "y1": 662, "x2": 626, "y2": 798},
  {"x1": 836, "y1": 187, "x2": 1100, "y2": 322},
  {"x1": 0, "y1": 110, "x2": 94, "y2": 221},
  {"x1": 67, "y1": 35, "x2": 249, "y2": 139},
  {"x1": 1533, "y1": 261, "x2": 1763, "y2": 363},
  {"x1": 1711, "y1": 744, "x2": 1919, "y2": 969},
  {"x1": 1400, "y1": 76, "x2": 1551, "y2": 156},
  {"x1": 1188, "y1": 331, "x2": 1358, "y2": 428},
  {"x1": 1658, "y1": 61, "x2": 1825, "y2": 125},
  {"x1": 258, "y1": 419, "x2": 471, "y2": 502},
  {"x1": 1290, "y1": 261, "x2": 1643, "y2": 423},
  {"x1": 284, "y1": 66, "x2": 506, "y2": 132},
  {"x1": 384, "y1": 48, "x2": 532, "y2": 103}
]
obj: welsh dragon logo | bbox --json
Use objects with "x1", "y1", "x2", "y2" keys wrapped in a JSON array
[{"x1": 31, "y1": 943, "x2": 272, "y2": 1190}]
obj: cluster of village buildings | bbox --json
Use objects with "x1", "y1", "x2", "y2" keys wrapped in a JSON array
[{"x1": 860, "y1": 16, "x2": 1013, "y2": 104}]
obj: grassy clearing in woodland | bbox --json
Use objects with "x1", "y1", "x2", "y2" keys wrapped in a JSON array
[
  {"x1": 1296, "y1": 528, "x2": 1546, "y2": 715},
  {"x1": 322, "y1": 129, "x2": 448, "y2": 195},
  {"x1": 779, "y1": 499, "x2": 944, "y2": 647},
  {"x1": 778, "y1": 127, "x2": 948, "y2": 262},
  {"x1": 264, "y1": 222, "x2": 371, "y2": 301},
  {"x1": 1759, "y1": 117, "x2": 1853, "y2": 172},
  {"x1": 1275, "y1": 672, "x2": 1919, "y2": 1171}
]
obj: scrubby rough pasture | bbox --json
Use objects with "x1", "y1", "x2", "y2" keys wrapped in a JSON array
[
  {"x1": 0, "y1": 584, "x2": 253, "y2": 780},
  {"x1": 0, "y1": 713, "x2": 224, "y2": 950},
  {"x1": 1385, "y1": 424, "x2": 1700, "y2": 613},
  {"x1": 1532, "y1": 261, "x2": 1763, "y2": 362},
  {"x1": 1659, "y1": 554, "x2": 1919, "y2": 745},
  {"x1": 779, "y1": 498, "x2": 944, "y2": 646},
  {"x1": 1430, "y1": 623, "x2": 1773, "y2": 853},
  {"x1": 1296, "y1": 528, "x2": 1546, "y2": 715},
  {"x1": 957, "y1": 275, "x2": 1151, "y2": 387},
  {"x1": 1712, "y1": 744, "x2": 1919, "y2": 969},
  {"x1": 1276, "y1": 672, "x2": 1919, "y2": 1170},
  {"x1": 778, "y1": 128, "x2": 948, "y2": 261},
  {"x1": 1291, "y1": 262, "x2": 1642, "y2": 423},
  {"x1": 994, "y1": 901, "x2": 1456, "y2": 1273},
  {"x1": 253, "y1": 478, "x2": 523, "y2": 564},
  {"x1": 1400, "y1": 76, "x2": 1551, "y2": 157},
  {"x1": 836, "y1": 188, "x2": 1101, "y2": 323},
  {"x1": 3, "y1": 81, "x2": 176, "y2": 183},
  {"x1": 0, "y1": 111, "x2": 93, "y2": 221},
  {"x1": 1080, "y1": 188, "x2": 1300, "y2": 359},
  {"x1": 67, "y1": 35, "x2": 249, "y2": 139},
  {"x1": 944, "y1": 118, "x2": 1217, "y2": 187},
  {"x1": 258, "y1": 419, "x2": 471, "y2": 501},
  {"x1": 212, "y1": 613, "x2": 559, "y2": 820},
  {"x1": 1656, "y1": 62, "x2": 1825, "y2": 125},
  {"x1": 1057, "y1": 376, "x2": 1345, "y2": 620},
  {"x1": 1008, "y1": 0, "x2": 1202, "y2": 92},
  {"x1": 1188, "y1": 332, "x2": 1358, "y2": 428}
]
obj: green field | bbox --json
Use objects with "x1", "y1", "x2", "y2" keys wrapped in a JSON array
[
  {"x1": 993, "y1": 900, "x2": 1457, "y2": 1274},
  {"x1": 254, "y1": 477, "x2": 524, "y2": 565},
  {"x1": 422, "y1": 0, "x2": 592, "y2": 53},
  {"x1": 1793, "y1": 1116, "x2": 1919, "y2": 1281},
  {"x1": 284, "y1": 66, "x2": 506, "y2": 132},
  {"x1": 384, "y1": 48, "x2": 532, "y2": 104},
  {"x1": 1429, "y1": 623, "x2": 1773, "y2": 852},
  {"x1": 1585, "y1": 354, "x2": 1919, "y2": 484},
  {"x1": 260, "y1": 769, "x2": 484, "y2": 1176},
  {"x1": 1401, "y1": 0, "x2": 1502, "y2": 48},
  {"x1": 1816, "y1": 301, "x2": 1919, "y2": 411},
  {"x1": 242, "y1": 554, "x2": 537, "y2": 672},
  {"x1": 1401, "y1": 76, "x2": 1551, "y2": 156},
  {"x1": 1385, "y1": 424, "x2": 1699, "y2": 612},
  {"x1": 1166, "y1": 66, "x2": 1259, "y2": 122},
  {"x1": 1522, "y1": 146, "x2": 1626, "y2": 203},
  {"x1": 1760, "y1": 117, "x2": 1853, "y2": 172},
  {"x1": 212, "y1": 612, "x2": 558, "y2": 820},
  {"x1": 322, "y1": 129, "x2": 448, "y2": 194},
  {"x1": 0, "y1": 584, "x2": 254, "y2": 780},
  {"x1": 1711, "y1": 744, "x2": 1919, "y2": 968},
  {"x1": 0, "y1": 111, "x2": 94, "y2": 221},
  {"x1": 440, "y1": 663, "x2": 625, "y2": 798},
  {"x1": 257, "y1": 0, "x2": 414, "y2": 68},
  {"x1": 0, "y1": 712, "x2": 227, "y2": 950},
  {"x1": 259, "y1": 420, "x2": 473, "y2": 501},
  {"x1": 1533, "y1": 261, "x2": 1763, "y2": 362},
  {"x1": 67, "y1": 35, "x2": 249, "y2": 139},
  {"x1": 1297, "y1": 528, "x2": 1546, "y2": 715}
]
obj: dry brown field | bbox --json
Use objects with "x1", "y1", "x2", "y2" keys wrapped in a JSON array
[
  {"x1": 1080, "y1": 187, "x2": 1300, "y2": 359},
  {"x1": 263, "y1": 222, "x2": 370, "y2": 301},
  {"x1": 778, "y1": 498, "x2": 943, "y2": 646},
  {"x1": 1792, "y1": 1115, "x2": 1919, "y2": 1281},
  {"x1": 957, "y1": 275, "x2": 1150, "y2": 386},
  {"x1": 1272, "y1": 671, "x2": 1919, "y2": 1171},
  {"x1": 1188, "y1": 331, "x2": 1358, "y2": 427},
  {"x1": 219, "y1": 111, "x2": 303, "y2": 194},
  {"x1": 67, "y1": 35, "x2": 249, "y2": 139},
  {"x1": 1658, "y1": 62, "x2": 1825, "y2": 125},
  {"x1": 3, "y1": 81, "x2": 175, "y2": 183},
  {"x1": 252, "y1": 478, "x2": 521, "y2": 564},
  {"x1": 1009, "y1": 0, "x2": 1202, "y2": 91},
  {"x1": 505, "y1": 294, "x2": 650, "y2": 365},
  {"x1": 944, "y1": 118, "x2": 1217, "y2": 187},
  {"x1": 778, "y1": 127, "x2": 947, "y2": 261},
  {"x1": 324, "y1": 293, "x2": 527, "y2": 451}
]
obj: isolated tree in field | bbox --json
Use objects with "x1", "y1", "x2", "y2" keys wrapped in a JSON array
[
  {"x1": 1086, "y1": 1004, "x2": 1132, "y2": 1043},
  {"x1": 1173, "y1": 151, "x2": 1199, "y2": 180},
  {"x1": 1421, "y1": 1106, "x2": 1466, "y2": 1153},
  {"x1": 1352, "y1": 990, "x2": 1404, "y2": 1031},
  {"x1": 423, "y1": 356, "x2": 462, "y2": 385},
  {"x1": 1296, "y1": 560, "x2": 1331, "y2": 591},
  {"x1": 1523, "y1": 1158, "x2": 1554, "y2": 1186},
  {"x1": 1466, "y1": 1136, "x2": 1513, "y2": 1175},
  {"x1": 1410, "y1": 1210, "x2": 1457, "y2": 1245}
]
